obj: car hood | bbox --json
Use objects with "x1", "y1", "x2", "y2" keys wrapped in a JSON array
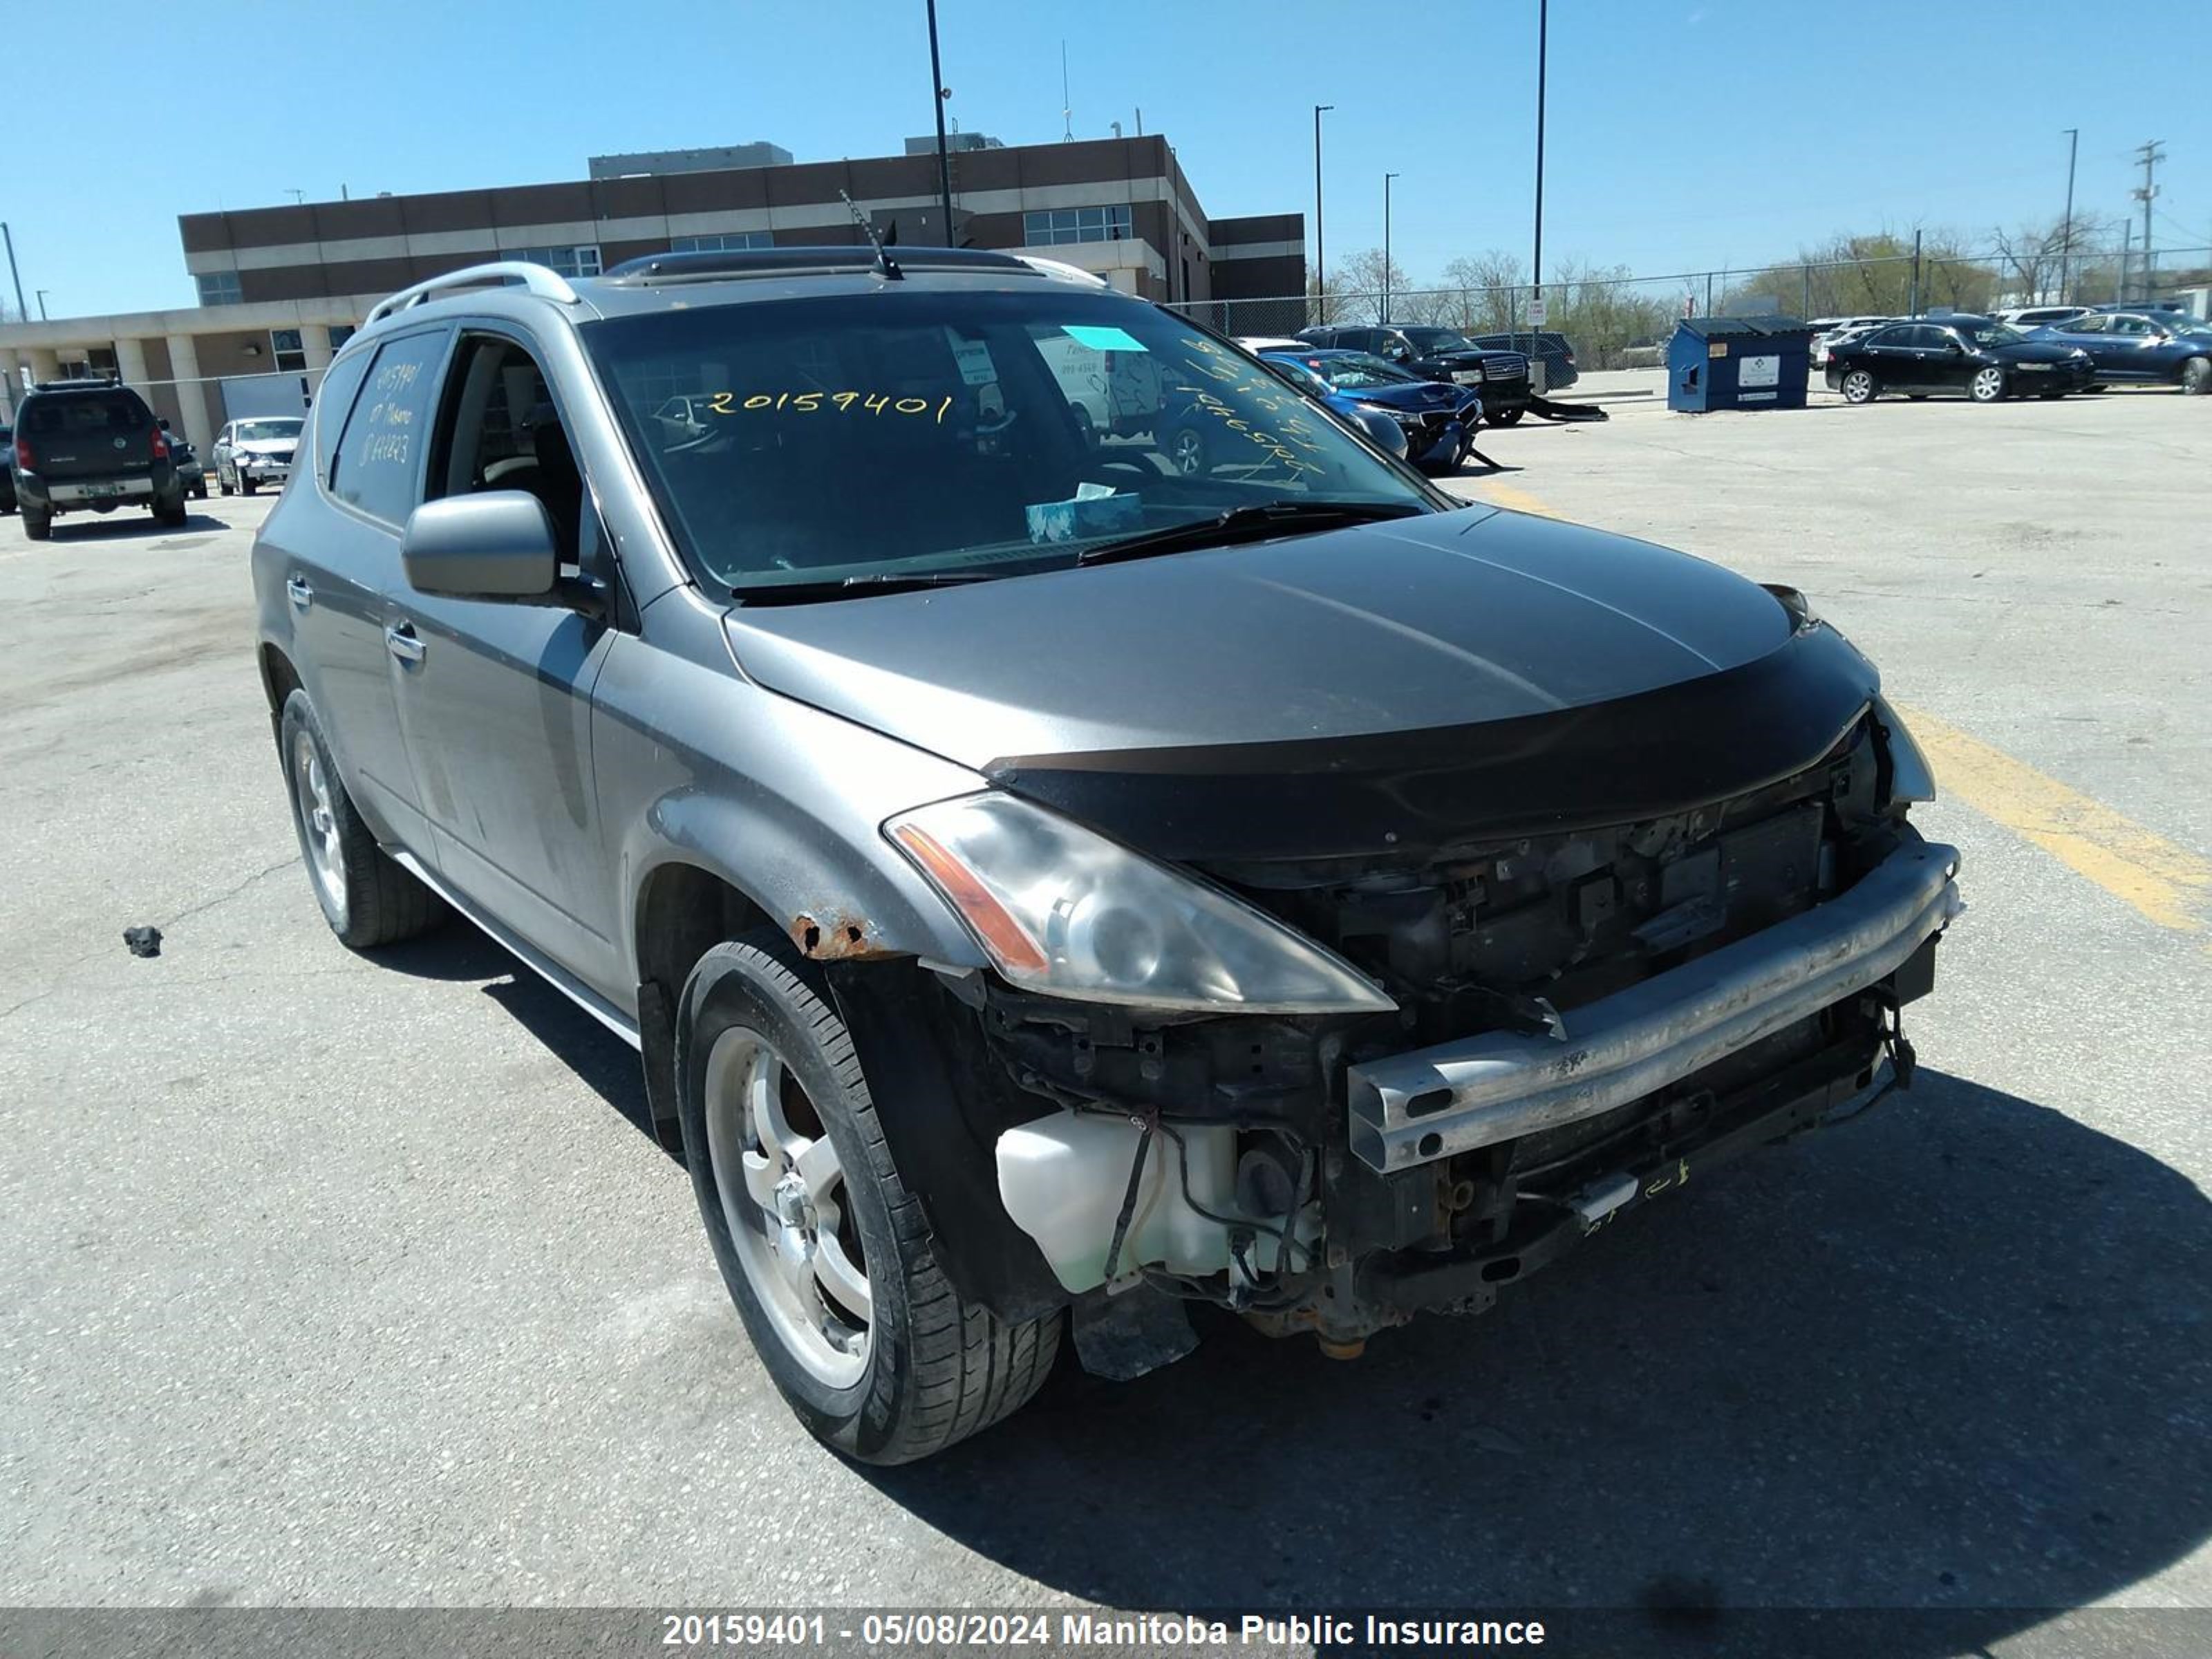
[
  {"x1": 1344, "y1": 381, "x2": 1463, "y2": 411},
  {"x1": 718, "y1": 507, "x2": 1880, "y2": 859}
]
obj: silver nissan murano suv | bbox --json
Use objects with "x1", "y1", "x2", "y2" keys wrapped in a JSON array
[{"x1": 254, "y1": 247, "x2": 1960, "y2": 1463}]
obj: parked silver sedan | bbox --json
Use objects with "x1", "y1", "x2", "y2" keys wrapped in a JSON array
[{"x1": 213, "y1": 415, "x2": 304, "y2": 496}]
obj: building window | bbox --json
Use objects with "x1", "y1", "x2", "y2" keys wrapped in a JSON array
[
  {"x1": 327, "y1": 324, "x2": 356, "y2": 352},
  {"x1": 507, "y1": 244, "x2": 602, "y2": 278},
  {"x1": 1022, "y1": 205, "x2": 1133, "y2": 247},
  {"x1": 196, "y1": 271, "x2": 243, "y2": 306},
  {"x1": 272, "y1": 328, "x2": 306, "y2": 374},
  {"x1": 669, "y1": 232, "x2": 772, "y2": 253}
]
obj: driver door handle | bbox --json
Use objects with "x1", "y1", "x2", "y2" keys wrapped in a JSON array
[
  {"x1": 384, "y1": 622, "x2": 425, "y2": 665},
  {"x1": 285, "y1": 575, "x2": 312, "y2": 608}
]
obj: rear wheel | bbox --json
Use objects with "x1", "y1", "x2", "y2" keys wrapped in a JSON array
[
  {"x1": 1969, "y1": 366, "x2": 2007, "y2": 403},
  {"x1": 277, "y1": 689, "x2": 447, "y2": 949},
  {"x1": 1840, "y1": 368, "x2": 1879, "y2": 404},
  {"x1": 677, "y1": 939, "x2": 1061, "y2": 1465},
  {"x1": 2182, "y1": 356, "x2": 2211, "y2": 395},
  {"x1": 22, "y1": 508, "x2": 52, "y2": 540},
  {"x1": 153, "y1": 494, "x2": 188, "y2": 527}
]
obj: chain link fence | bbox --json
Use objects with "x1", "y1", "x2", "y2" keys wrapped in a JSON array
[{"x1": 1174, "y1": 243, "x2": 2212, "y2": 383}]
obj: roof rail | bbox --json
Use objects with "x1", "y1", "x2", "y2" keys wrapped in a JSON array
[
  {"x1": 364, "y1": 261, "x2": 581, "y2": 328},
  {"x1": 1012, "y1": 254, "x2": 1111, "y2": 288}
]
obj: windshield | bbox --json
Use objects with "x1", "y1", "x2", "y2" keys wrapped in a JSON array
[
  {"x1": 1954, "y1": 321, "x2": 2025, "y2": 348},
  {"x1": 1306, "y1": 353, "x2": 1425, "y2": 391},
  {"x1": 585, "y1": 290, "x2": 1439, "y2": 595},
  {"x1": 234, "y1": 419, "x2": 303, "y2": 443},
  {"x1": 1398, "y1": 328, "x2": 1476, "y2": 353}
]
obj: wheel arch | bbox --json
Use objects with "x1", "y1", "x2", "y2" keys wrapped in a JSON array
[{"x1": 258, "y1": 641, "x2": 303, "y2": 740}]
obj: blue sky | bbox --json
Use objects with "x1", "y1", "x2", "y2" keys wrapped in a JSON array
[{"x1": 10, "y1": 0, "x2": 2206, "y2": 319}]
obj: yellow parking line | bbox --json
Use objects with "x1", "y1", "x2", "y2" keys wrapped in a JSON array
[
  {"x1": 1461, "y1": 481, "x2": 2209, "y2": 933},
  {"x1": 1473, "y1": 480, "x2": 1564, "y2": 520},
  {"x1": 1892, "y1": 704, "x2": 2210, "y2": 933}
]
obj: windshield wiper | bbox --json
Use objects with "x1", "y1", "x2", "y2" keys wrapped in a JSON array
[
  {"x1": 729, "y1": 569, "x2": 1002, "y2": 606},
  {"x1": 1074, "y1": 500, "x2": 1425, "y2": 568}
]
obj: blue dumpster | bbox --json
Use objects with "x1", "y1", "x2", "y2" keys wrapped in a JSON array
[{"x1": 1666, "y1": 316, "x2": 1815, "y2": 412}]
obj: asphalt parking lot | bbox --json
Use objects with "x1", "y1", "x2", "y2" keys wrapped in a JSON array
[{"x1": 4, "y1": 386, "x2": 2209, "y2": 1649}]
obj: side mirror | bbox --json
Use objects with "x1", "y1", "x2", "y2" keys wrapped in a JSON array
[{"x1": 402, "y1": 491, "x2": 559, "y2": 600}]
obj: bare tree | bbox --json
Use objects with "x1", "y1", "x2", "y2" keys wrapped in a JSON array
[{"x1": 1991, "y1": 213, "x2": 2114, "y2": 306}]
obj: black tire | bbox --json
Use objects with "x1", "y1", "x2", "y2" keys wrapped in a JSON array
[
  {"x1": 677, "y1": 938, "x2": 1061, "y2": 1465},
  {"x1": 218, "y1": 471, "x2": 234, "y2": 497},
  {"x1": 192, "y1": 480, "x2": 209, "y2": 500},
  {"x1": 1489, "y1": 404, "x2": 1526, "y2": 427},
  {"x1": 276, "y1": 688, "x2": 447, "y2": 949},
  {"x1": 241, "y1": 475, "x2": 257, "y2": 496},
  {"x1": 1840, "y1": 368, "x2": 1879, "y2": 404},
  {"x1": 1968, "y1": 365, "x2": 2007, "y2": 404},
  {"x1": 2182, "y1": 356, "x2": 2211, "y2": 396},
  {"x1": 153, "y1": 494, "x2": 188, "y2": 528},
  {"x1": 22, "y1": 508, "x2": 52, "y2": 541}
]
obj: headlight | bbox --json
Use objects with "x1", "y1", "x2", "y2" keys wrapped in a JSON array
[
  {"x1": 886, "y1": 791, "x2": 1396, "y2": 1014},
  {"x1": 1872, "y1": 695, "x2": 1937, "y2": 805},
  {"x1": 1761, "y1": 583, "x2": 1819, "y2": 632}
]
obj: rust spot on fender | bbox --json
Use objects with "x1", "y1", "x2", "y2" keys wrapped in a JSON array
[{"x1": 790, "y1": 910, "x2": 897, "y2": 961}]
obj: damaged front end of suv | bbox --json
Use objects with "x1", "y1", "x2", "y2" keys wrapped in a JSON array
[{"x1": 862, "y1": 581, "x2": 1960, "y2": 1369}]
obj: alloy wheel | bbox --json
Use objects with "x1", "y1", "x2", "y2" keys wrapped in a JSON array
[
  {"x1": 704, "y1": 1026, "x2": 872, "y2": 1387},
  {"x1": 290, "y1": 728, "x2": 346, "y2": 915},
  {"x1": 1971, "y1": 368, "x2": 2005, "y2": 402}
]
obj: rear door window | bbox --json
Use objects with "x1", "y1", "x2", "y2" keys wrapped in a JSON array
[{"x1": 330, "y1": 328, "x2": 451, "y2": 525}]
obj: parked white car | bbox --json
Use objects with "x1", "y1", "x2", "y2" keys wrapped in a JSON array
[
  {"x1": 212, "y1": 416, "x2": 304, "y2": 496},
  {"x1": 1809, "y1": 317, "x2": 1893, "y2": 369}
]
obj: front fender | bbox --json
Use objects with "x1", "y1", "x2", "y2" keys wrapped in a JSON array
[{"x1": 594, "y1": 587, "x2": 991, "y2": 987}]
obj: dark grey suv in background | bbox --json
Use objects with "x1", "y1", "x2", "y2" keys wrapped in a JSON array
[
  {"x1": 254, "y1": 250, "x2": 1960, "y2": 1464},
  {"x1": 10, "y1": 378, "x2": 188, "y2": 538}
]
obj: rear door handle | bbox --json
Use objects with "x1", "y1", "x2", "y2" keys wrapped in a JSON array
[
  {"x1": 285, "y1": 575, "x2": 313, "y2": 608},
  {"x1": 384, "y1": 622, "x2": 425, "y2": 665}
]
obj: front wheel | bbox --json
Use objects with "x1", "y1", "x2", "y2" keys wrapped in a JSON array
[
  {"x1": 1840, "y1": 368, "x2": 1878, "y2": 404},
  {"x1": 241, "y1": 475, "x2": 258, "y2": 496},
  {"x1": 277, "y1": 689, "x2": 447, "y2": 948},
  {"x1": 1166, "y1": 424, "x2": 1208, "y2": 476},
  {"x1": 1488, "y1": 404, "x2": 1525, "y2": 427},
  {"x1": 2182, "y1": 356, "x2": 2211, "y2": 395},
  {"x1": 1969, "y1": 366, "x2": 2007, "y2": 403},
  {"x1": 677, "y1": 940, "x2": 1061, "y2": 1465}
]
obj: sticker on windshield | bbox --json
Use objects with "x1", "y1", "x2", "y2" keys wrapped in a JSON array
[
  {"x1": 1060, "y1": 324, "x2": 1147, "y2": 353},
  {"x1": 947, "y1": 333, "x2": 999, "y2": 386}
]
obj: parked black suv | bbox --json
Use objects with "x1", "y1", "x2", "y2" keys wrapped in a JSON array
[
  {"x1": 1297, "y1": 324, "x2": 1533, "y2": 423},
  {"x1": 9, "y1": 379, "x2": 187, "y2": 540},
  {"x1": 1466, "y1": 329, "x2": 1579, "y2": 391}
]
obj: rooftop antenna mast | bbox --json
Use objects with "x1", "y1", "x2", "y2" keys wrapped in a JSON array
[
  {"x1": 838, "y1": 189, "x2": 902, "y2": 280},
  {"x1": 1060, "y1": 41, "x2": 1074, "y2": 140}
]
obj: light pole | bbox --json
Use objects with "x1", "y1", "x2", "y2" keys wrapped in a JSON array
[
  {"x1": 925, "y1": 0, "x2": 955, "y2": 245},
  {"x1": 1382, "y1": 172, "x2": 1400, "y2": 323},
  {"x1": 1, "y1": 221, "x2": 25, "y2": 319},
  {"x1": 35, "y1": 288, "x2": 50, "y2": 321},
  {"x1": 2057, "y1": 128, "x2": 2079, "y2": 306},
  {"x1": 1313, "y1": 105, "x2": 1333, "y2": 324},
  {"x1": 1530, "y1": 0, "x2": 1548, "y2": 358}
]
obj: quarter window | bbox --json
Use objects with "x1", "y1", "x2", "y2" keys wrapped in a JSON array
[
  {"x1": 196, "y1": 271, "x2": 243, "y2": 306},
  {"x1": 310, "y1": 350, "x2": 375, "y2": 488},
  {"x1": 669, "y1": 232, "x2": 772, "y2": 253},
  {"x1": 330, "y1": 330, "x2": 450, "y2": 525},
  {"x1": 507, "y1": 244, "x2": 603, "y2": 278},
  {"x1": 1022, "y1": 205, "x2": 1134, "y2": 246}
]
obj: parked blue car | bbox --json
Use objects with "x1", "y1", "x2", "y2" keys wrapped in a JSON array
[
  {"x1": 2027, "y1": 310, "x2": 2212, "y2": 393},
  {"x1": 1261, "y1": 349, "x2": 1476, "y2": 471}
]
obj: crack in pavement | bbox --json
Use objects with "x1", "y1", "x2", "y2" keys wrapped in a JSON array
[{"x1": 0, "y1": 856, "x2": 301, "y2": 1027}]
